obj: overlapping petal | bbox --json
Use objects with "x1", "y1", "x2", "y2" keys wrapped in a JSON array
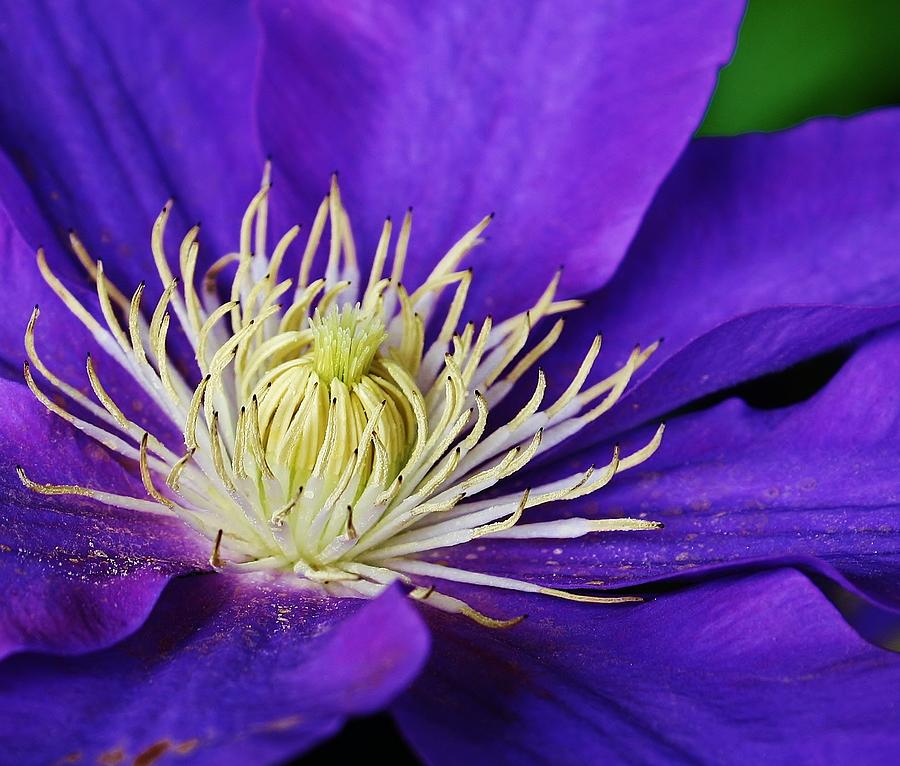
[
  {"x1": 0, "y1": 178, "x2": 178, "y2": 423},
  {"x1": 0, "y1": 0, "x2": 263, "y2": 336},
  {"x1": 435, "y1": 325, "x2": 900, "y2": 640},
  {"x1": 255, "y1": 0, "x2": 743, "y2": 316},
  {"x1": 539, "y1": 109, "x2": 900, "y2": 435},
  {"x1": 0, "y1": 378, "x2": 207, "y2": 657},
  {"x1": 394, "y1": 570, "x2": 900, "y2": 766},
  {"x1": 0, "y1": 577, "x2": 430, "y2": 766}
]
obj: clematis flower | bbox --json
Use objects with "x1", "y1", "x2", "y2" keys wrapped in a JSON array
[{"x1": 1, "y1": 2, "x2": 899, "y2": 765}]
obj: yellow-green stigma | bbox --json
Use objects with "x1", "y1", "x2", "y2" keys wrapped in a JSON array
[
  {"x1": 20, "y1": 166, "x2": 665, "y2": 626},
  {"x1": 310, "y1": 304, "x2": 386, "y2": 385}
]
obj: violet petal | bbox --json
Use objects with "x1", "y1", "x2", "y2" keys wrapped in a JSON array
[
  {"x1": 0, "y1": 377, "x2": 206, "y2": 657},
  {"x1": 435, "y1": 327, "x2": 900, "y2": 629},
  {"x1": 395, "y1": 570, "x2": 900, "y2": 765},
  {"x1": 541, "y1": 110, "x2": 900, "y2": 435},
  {"x1": 255, "y1": 0, "x2": 743, "y2": 316},
  {"x1": 0, "y1": 0, "x2": 263, "y2": 309},
  {"x1": 0, "y1": 576, "x2": 429, "y2": 766}
]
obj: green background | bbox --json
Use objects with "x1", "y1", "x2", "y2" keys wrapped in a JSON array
[{"x1": 700, "y1": 0, "x2": 900, "y2": 135}]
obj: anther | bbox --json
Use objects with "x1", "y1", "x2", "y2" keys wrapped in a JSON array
[{"x1": 209, "y1": 529, "x2": 224, "y2": 570}]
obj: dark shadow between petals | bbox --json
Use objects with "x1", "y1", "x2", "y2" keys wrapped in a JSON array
[{"x1": 666, "y1": 343, "x2": 855, "y2": 418}]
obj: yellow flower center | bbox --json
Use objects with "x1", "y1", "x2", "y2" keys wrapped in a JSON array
[
  {"x1": 253, "y1": 303, "x2": 415, "y2": 507},
  {"x1": 19, "y1": 165, "x2": 665, "y2": 626}
]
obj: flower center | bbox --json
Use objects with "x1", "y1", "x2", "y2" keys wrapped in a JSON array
[
  {"x1": 20, "y1": 166, "x2": 665, "y2": 626},
  {"x1": 254, "y1": 303, "x2": 415, "y2": 509}
]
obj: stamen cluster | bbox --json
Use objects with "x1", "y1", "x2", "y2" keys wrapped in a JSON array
[{"x1": 20, "y1": 167, "x2": 663, "y2": 625}]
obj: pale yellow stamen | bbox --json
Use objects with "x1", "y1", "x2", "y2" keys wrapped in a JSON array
[{"x1": 19, "y1": 167, "x2": 665, "y2": 625}]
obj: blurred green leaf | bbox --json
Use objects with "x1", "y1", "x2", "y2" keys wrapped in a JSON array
[{"x1": 700, "y1": 0, "x2": 900, "y2": 135}]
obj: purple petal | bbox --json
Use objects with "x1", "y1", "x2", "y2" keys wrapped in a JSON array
[
  {"x1": 0, "y1": 159, "x2": 186, "y2": 441},
  {"x1": 0, "y1": 378, "x2": 207, "y2": 657},
  {"x1": 256, "y1": 0, "x2": 742, "y2": 315},
  {"x1": 542, "y1": 109, "x2": 900, "y2": 433},
  {"x1": 437, "y1": 327, "x2": 900, "y2": 616},
  {"x1": 0, "y1": 176, "x2": 49, "y2": 371},
  {"x1": 597, "y1": 303, "x2": 900, "y2": 438},
  {"x1": 0, "y1": 576, "x2": 429, "y2": 766},
  {"x1": 0, "y1": 0, "x2": 263, "y2": 347},
  {"x1": 395, "y1": 570, "x2": 900, "y2": 765},
  {"x1": 0, "y1": 562, "x2": 173, "y2": 662}
]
